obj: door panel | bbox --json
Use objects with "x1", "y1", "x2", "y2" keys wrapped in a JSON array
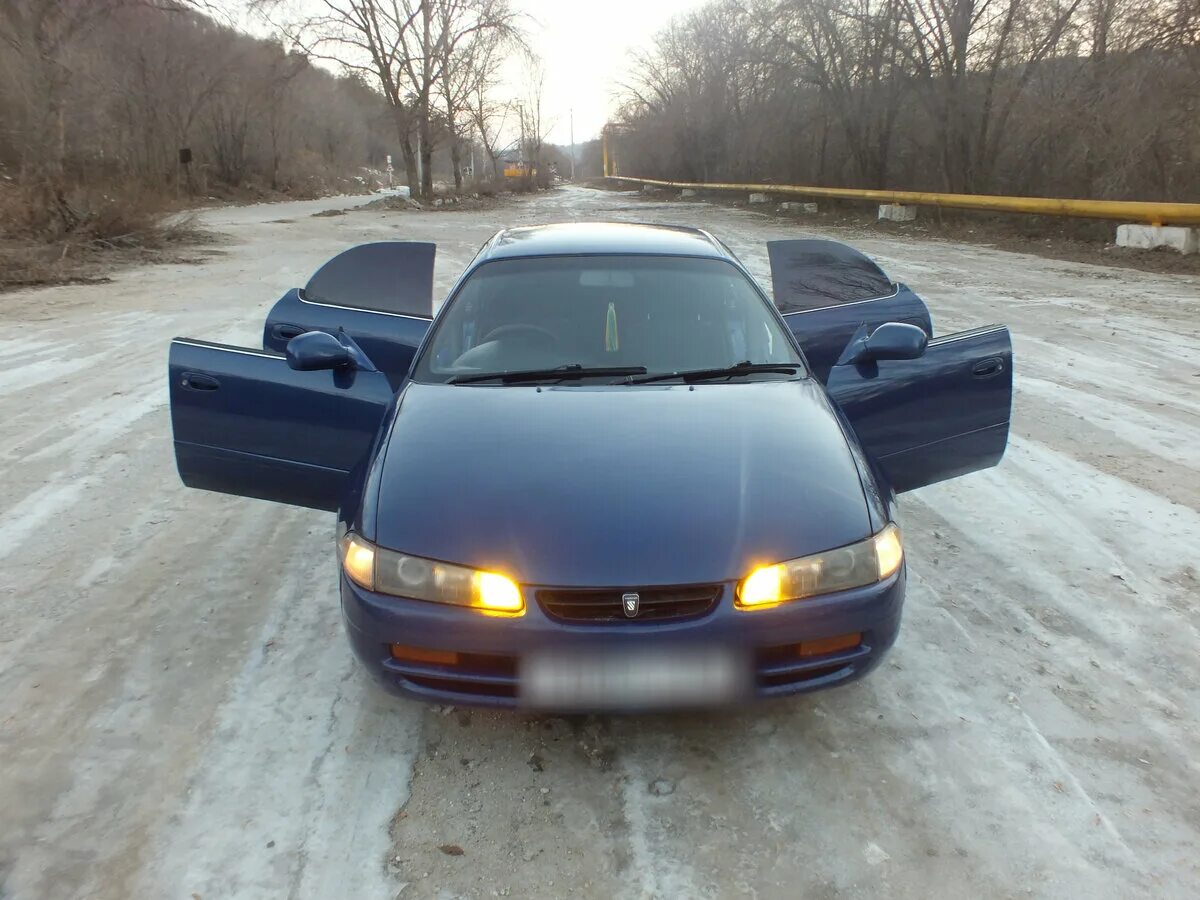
[
  {"x1": 170, "y1": 338, "x2": 394, "y2": 511},
  {"x1": 827, "y1": 325, "x2": 1012, "y2": 493},
  {"x1": 263, "y1": 288, "x2": 430, "y2": 389},
  {"x1": 771, "y1": 239, "x2": 933, "y2": 382},
  {"x1": 782, "y1": 285, "x2": 932, "y2": 382},
  {"x1": 262, "y1": 242, "x2": 435, "y2": 387}
]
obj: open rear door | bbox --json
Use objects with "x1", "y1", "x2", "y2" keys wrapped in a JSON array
[
  {"x1": 827, "y1": 325, "x2": 1013, "y2": 493},
  {"x1": 770, "y1": 240, "x2": 932, "y2": 382},
  {"x1": 263, "y1": 242, "x2": 436, "y2": 388},
  {"x1": 170, "y1": 338, "x2": 394, "y2": 511}
]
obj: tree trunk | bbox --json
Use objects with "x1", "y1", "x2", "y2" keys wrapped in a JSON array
[
  {"x1": 391, "y1": 107, "x2": 418, "y2": 195},
  {"x1": 400, "y1": 136, "x2": 418, "y2": 197},
  {"x1": 450, "y1": 138, "x2": 463, "y2": 191},
  {"x1": 419, "y1": 111, "x2": 434, "y2": 199}
]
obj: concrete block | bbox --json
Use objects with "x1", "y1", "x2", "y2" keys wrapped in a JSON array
[
  {"x1": 1116, "y1": 224, "x2": 1198, "y2": 254},
  {"x1": 781, "y1": 202, "x2": 818, "y2": 214},
  {"x1": 749, "y1": 193, "x2": 768, "y2": 204},
  {"x1": 641, "y1": 184, "x2": 659, "y2": 194},
  {"x1": 680, "y1": 188, "x2": 697, "y2": 198},
  {"x1": 878, "y1": 203, "x2": 916, "y2": 222}
]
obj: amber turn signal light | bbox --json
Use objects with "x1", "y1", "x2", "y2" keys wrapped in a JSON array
[
  {"x1": 797, "y1": 633, "x2": 861, "y2": 657},
  {"x1": 390, "y1": 644, "x2": 460, "y2": 666}
]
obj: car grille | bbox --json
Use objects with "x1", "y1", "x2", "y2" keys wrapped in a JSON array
[{"x1": 537, "y1": 584, "x2": 721, "y2": 624}]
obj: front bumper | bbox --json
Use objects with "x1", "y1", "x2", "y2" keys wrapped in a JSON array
[{"x1": 341, "y1": 567, "x2": 905, "y2": 709}]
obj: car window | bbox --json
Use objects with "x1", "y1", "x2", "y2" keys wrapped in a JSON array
[
  {"x1": 767, "y1": 240, "x2": 896, "y2": 313},
  {"x1": 412, "y1": 255, "x2": 804, "y2": 382},
  {"x1": 303, "y1": 241, "x2": 435, "y2": 317}
]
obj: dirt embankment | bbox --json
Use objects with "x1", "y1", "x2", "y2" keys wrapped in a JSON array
[
  {"x1": 0, "y1": 176, "x2": 383, "y2": 293},
  {"x1": 0, "y1": 183, "x2": 531, "y2": 292}
]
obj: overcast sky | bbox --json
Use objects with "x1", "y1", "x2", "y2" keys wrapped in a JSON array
[
  {"x1": 505, "y1": 0, "x2": 705, "y2": 146},
  {"x1": 230, "y1": 0, "x2": 706, "y2": 148}
]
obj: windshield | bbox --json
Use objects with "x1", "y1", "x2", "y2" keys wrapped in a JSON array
[{"x1": 413, "y1": 255, "x2": 804, "y2": 383}]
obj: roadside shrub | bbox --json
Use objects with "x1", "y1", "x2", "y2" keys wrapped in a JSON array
[
  {"x1": 507, "y1": 176, "x2": 537, "y2": 194},
  {"x1": 472, "y1": 178, "x2": 505, "y2": 198},
  {"x1": 0, "y1": 179, "x2": 189, "y2": 246},
  {"x1": 0, "y1": 184, "x2": 204, "y2": 292}
]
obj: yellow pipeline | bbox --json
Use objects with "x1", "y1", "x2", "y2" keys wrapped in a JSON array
[{"x1": 607, "y1": 176, "x2": 1200, "y2": 226}]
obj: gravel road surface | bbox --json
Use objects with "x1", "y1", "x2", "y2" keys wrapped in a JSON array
[{"x1": 2, "y1": 186, "x2": 1198, "y2": 899}]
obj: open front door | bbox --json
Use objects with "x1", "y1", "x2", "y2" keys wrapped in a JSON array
[
  {"x1": 770, "y1": 240, "x2": 932, "y2": 382},
  {"x1": 170, "y1": 338, "x2": 394, "y2": 511},
  {"x1": 263, "y1": 242, "x2": 436, "y2": 388},
  {"x1": 827, "y1": 325, "x2": 1013, "y2": 494}
]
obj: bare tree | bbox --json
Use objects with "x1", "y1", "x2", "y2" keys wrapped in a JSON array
[
  {"x1": 895, "y1": 0, "x2": 1085, "y2": 192},
  {"x1": 256, "y1": 0, "x2": 521, "y2": 199},
  {"x1": 1, "y1": 0, "x2": 392, "y2": 238},
  {"x1": 253, "y1": 0, "x2": 426, "y2": 193},
  {"x1": 617, "y1": 0, "x2": 1198, "y2": 200},
  {"x1": 518, "y1": 61, "x2": 551, "y2": 189},
  {"x1": 775, "y1": 0, "x2": 909, "y2": 187},
  {"x1": 408, "y1": 0, "x2": 521, "y2": 196},
  {"x1": 2, "y1": 1, "x2": 135, "y2": 180},
  {"x1": 436, "y1": 0, "x2": 524, "y2": 189},
  {"x1": 261, "y1": 46, "x2": 309, "y2": 191},
  {"x1": 462, "y1": 28, "x2": 513, "y2": 179}
]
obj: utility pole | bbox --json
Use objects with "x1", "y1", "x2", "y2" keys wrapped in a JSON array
[
  {"x1": 517, "y1": 103, "x2": 525, "y2": 161},
  {"x1": 416, "y1": 130, "x2": 423, "y2": 194},
  {"x1": 569, "y1": 108, "x2": 575, "y2": 181}
]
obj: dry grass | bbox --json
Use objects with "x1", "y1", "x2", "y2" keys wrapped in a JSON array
[
  {"x1": 196, "y1": 170, "x2": 380, "y2": 205},
  {"x1": 2, "y1": 180, "x2": 181, "y2": 241},
  {"x1": 0, "y1": 180, "x2": 213, "y2": 291}
]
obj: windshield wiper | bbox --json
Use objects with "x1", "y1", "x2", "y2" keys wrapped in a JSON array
[
  {"x1": 448, "y1": 364, "x2": 648, "y2": 385},
  {"x1": 625, "y1": 361, "x2": 800, "y2": 385}
]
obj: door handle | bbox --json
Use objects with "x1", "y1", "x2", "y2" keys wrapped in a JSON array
[
  {"x1": 272, "y1": 324, "x2": 306, "y2": 341},
  {"x1": 971, "y1": 357, "x2": 1004, "y2": 379},
  {"x1": 181, "y1": 372, "x2": 220, "y2": 391}
]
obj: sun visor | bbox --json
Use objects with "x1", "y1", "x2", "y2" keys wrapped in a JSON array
[
  {"x1": 303, "y1": 241, "x2": 436, "y2": 317},
  {"x1": 767, "y1": 239, "x2": 894, "y2": 313}
]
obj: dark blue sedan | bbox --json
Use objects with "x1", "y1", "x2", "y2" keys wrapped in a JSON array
[{"x1": 169, "y1": 223, "x2": 1011, "y2": 710}]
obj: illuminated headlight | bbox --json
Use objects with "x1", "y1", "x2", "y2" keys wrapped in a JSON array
[
  {"x1": 339, "y1": 533, "x2": 524, "y2": 615},
  {"x1": 737, "y1": 524, "x2": 903, "y2": 610}
]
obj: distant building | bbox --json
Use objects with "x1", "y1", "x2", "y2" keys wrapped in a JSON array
[{"x1": 502, "y1": 160, "x2": 537, "y2": 178}]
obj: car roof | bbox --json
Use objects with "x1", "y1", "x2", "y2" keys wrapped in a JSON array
[{"x1": 477, "y1": 222, "x2": 730, "y2": 262}]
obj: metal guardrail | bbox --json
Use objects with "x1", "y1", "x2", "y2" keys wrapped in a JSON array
[{"x1": 606, "y1": 176, "x2": 1200, "y2": 226}]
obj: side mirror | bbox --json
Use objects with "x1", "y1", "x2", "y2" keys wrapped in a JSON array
[
  {"x1": 286, "y1": 331, "x2": 354, "y2": 371},
  {"x1": 861, "y1": 322, "x2": 928, "y2": 362}
]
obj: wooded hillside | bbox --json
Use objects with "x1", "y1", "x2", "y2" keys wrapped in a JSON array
[
  {"x1": 1, "y1": 1, "x2": 392, "y2": 226},
  {"x1": 616, "y1": 0, "x2": 1200, "y2": 201}
]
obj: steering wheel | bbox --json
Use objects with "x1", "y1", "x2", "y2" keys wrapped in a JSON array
[{"x1": 480, "y1": 324, "x2": 557, "y2": 347}]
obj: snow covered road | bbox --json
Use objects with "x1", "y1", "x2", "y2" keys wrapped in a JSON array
[{"x1": 1, "y1": 186, "x2": 1197, "y2": 899}]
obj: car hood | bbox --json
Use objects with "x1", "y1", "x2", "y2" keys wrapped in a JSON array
[{"x1": 374, "y1": 380, "x2": 871, "y2": 587}]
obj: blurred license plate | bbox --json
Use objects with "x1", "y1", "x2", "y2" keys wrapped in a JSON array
[{"x1": 521, "y1": 646, "x2": 748, "y2": 711}]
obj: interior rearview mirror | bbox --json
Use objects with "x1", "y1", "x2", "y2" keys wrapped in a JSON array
[
  {"x1": 861, "y1": 322, "x2": 928, "y2": 362},
  {"x1": 286, "y1": 330, "x2": 354, "y2": 371}
]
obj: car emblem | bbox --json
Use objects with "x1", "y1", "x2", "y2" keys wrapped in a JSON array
[{"x1": 622, "y1": 592, "x2": 640, "y2": 618}]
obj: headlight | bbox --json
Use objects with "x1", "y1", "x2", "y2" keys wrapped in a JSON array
[
  {"x1": 339, "y1": 533, "x2": 524, "y2": 615},
  {"x1": 737, "y1": 524, "x2": 903, "y2": 610}
]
